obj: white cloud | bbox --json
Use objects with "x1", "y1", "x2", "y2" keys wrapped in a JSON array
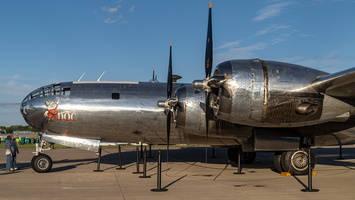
[
  {"x1": 129, "y1": 5, "x2": 136, "y2": 12},
  {"x1": 101, "y1": 4, "x2": 131, "y2": 24},
  {"x1": 295, "y1": 51, "x2": 343, "y2": 72},
  {"x1": 108, "y1": 7, "x2": 118, "y2": 13},
  {"x1": 301, "y1": 0, "x2": 344, "y2": 6},
  {"x1": 254, "y1": 24, "x2": 290, "y2": 36},
  {"x1": 280, "y1": 56, "x2": 303, "y2": 63},
  {"x1": 1, "y1": 74, "x2": 36, "y2": 81},
  {"x1": 102, "y1": 6, "x2": 121, "y2": 13},
  {"x1": 0, "y1": 81, "x2": 35, "y2": 96},
  {"x1": 253, "y1": 2, "x2": 293, "y2": 22},
  {"x1": 270, "y1": 37, "x2": 287, "y2": 45},
  {"x1": 215, "y1": 42, "x2": 268, "y2": 63},
  {"x1": 104, "y1": 15, "x2": 124, "y2": 24},
  {"x1": 215, "y1": 40, "x2": 242, "y2": 50}
]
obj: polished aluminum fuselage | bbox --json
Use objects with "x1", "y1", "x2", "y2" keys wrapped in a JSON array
[
  {"x1": 21, "y1": 81, "x2": 184, "y2": 144},
  {"x1": 20, "y1": 60, "x2": 355, "y2": 148}
]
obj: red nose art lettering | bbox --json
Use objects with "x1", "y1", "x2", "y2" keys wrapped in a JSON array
[
  {"x1": 44, "y1": 98, "x2": 77, "y2": 122},
  {"x1": 58, "y1": 112, "x2": 77, "y2": 121}
]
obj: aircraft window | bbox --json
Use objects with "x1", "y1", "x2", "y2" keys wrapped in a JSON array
[
  {"x1": 31, "y1": 90, "x2": 41, "y2": 99},
  {"x1": 53, "y1": 85, "x2": 61, "y2": 95},
  {"x1": 112, "y1": 93, "x2": 120, "y2": 99},
  {"x1": 62, "y1": 87, "x2": 71, "y2": 96},
  {"x1": 28, "y1": 84, "x2": 71, "y2": 100},
  {"x1": 43, "y1": 87, "x2": 51, "y2": 96}
]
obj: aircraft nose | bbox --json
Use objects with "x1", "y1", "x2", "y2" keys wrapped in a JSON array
[
  {"x1": 20, "y1": 93, "x2": 46, "y2": 130},
  {"x1": 20, "y1": 95, "x2": 30, "y2": 123}
]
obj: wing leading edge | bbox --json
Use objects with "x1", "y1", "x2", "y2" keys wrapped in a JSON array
[{"x1": 311, "y1": 67, "x2": 355, "y2": 100}]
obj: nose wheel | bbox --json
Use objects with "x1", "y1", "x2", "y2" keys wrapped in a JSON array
[{"x1": 31, "y1": 154, "x2": 53, "y2": 173}]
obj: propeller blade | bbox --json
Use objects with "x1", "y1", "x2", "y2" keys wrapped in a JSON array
[
  {"x1": 167, "y1": 42, "x2": 173, "y2": 99},
  {"x1": 205, "y1": 2, "x2": 213, "y2": 137},
  {"x1": 205, "y1": 2, "x2": 213, "y2": 79},
  {"x1": 204, "y1": 2, "x2": 213, "y2": 164},
  {"x1": 166, "y1": 42, "x2": 173, "y2": 162}
]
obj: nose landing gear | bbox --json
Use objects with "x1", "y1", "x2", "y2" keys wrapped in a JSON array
[
  {"x1": 31, "y1": 154, "x2": 53, "y2": 173},
  {"x1": 31, "y1": 141, "x2": 53, "y2": 173}
]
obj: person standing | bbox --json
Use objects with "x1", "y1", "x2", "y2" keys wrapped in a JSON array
[
  {"x1": 10, "y1": 135, "x2": 19, "y2": 170},
  {"x1": 5, "y1": 135, "x2": 13, "y2": 172}
]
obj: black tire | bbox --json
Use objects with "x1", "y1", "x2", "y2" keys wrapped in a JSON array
[
  {"x1": 227, "y1": 148, "x2": 256, "y2": 164},
  {"x1": 31, "y1": 154, "x2": 53, "y2": 173},
  {"x1": 281, "y1": 149, "x2": 315, "y2": 175},
  {"x1": 273, "y1": 152, "x2": 284, "y2": 173}
]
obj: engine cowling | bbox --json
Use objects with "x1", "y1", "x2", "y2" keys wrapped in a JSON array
[
  {"x1": 212, "y1": 59, "x2": 352, "y2": 127},
  {"x1": 172, "y1": 84, "x2": 254, "y2": 145},
  {"x1": 173, "y1": 85, "x2": 205, "y2": 135}
]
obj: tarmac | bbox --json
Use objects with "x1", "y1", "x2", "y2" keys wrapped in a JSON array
[{"x1": 0, "y1": 145, "x2": 354, "y2": 200}]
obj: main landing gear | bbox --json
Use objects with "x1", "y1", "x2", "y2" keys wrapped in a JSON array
[
  {"x1": 31, "y1": 141, "x2": 53, "y2": 173},
  {"x1": 274, "y1": 149, "x2": 315, "y2": 175},
  {"x1": 228, "y1": 147, "x2": 315, "y2": 175},
  {"x1": 227, "y1": 148, "x2": 256, "y2": 164}
]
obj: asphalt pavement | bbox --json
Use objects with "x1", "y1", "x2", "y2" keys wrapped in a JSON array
[{"x1": 0, "y1": 145, "x2": 354, "y2": 200}]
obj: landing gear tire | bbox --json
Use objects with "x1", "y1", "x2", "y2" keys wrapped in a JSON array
[
  {"x1": 227, "y1": 148, "x2": 256, "y2": 164},
  {"x1": 273, "y1": 152, "x2": 284, "y2": 173},
  {"x1": 31, "y1": 154, "x2": 53, "y2": 173},
  {"x1": 281, "y1": 149, "x2": 315, "y2": 175}
]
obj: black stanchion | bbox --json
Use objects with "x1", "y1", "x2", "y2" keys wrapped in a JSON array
[
  {"x1": 336, "y1": 136, "x2": 344, "y2": 160},
  {"x1": 116, "y1": 145, "x2": 126, "y2": 170},
  {"x1": 93, "y1": 147, "x2": 104, "y2": 172},
  {"x1": 139, "y1": 146, "x2": 151, "y2": 178},
  {"x1": 301, "y1": 147, "x2": 319, "y2": 192},
  {"x1": 337, "y1": 143, "x2": 343, "y2": 160},
  {"x1": 133, "y1": 146, "x2": 143, "y2": 174},
  {"x1": 151, "y1": 150, "x2": 168, "y2": 192},
  {"x1": 147, "y1": 144, "x2": 154, "y2": 158},
  {"x1": 233, "y1": 146, "x2": 245, "y2": 175},
  {"x1": 209, "y1": 148, "x2": 217, "y2": 158},
  {"x1": 140, "y1": 143, "x2": 144, "y2": 163},
  {"x1": 331, "y1": 134, "x2": 344, "y2": 160}
]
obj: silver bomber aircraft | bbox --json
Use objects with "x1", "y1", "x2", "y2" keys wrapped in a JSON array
[{"x1": 20, "y1": 3, "x2": 355, "y2": 174}]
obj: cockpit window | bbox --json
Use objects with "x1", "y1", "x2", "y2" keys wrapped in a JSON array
[
  {"x1": 53, "y1": 84, "x2": 61, "y2": 95},
  {"x1": 28, "y1": 84, "x2": 71, "y2": 100}
]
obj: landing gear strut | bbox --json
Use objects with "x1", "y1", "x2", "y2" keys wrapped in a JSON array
[{"x1": 31, "y1": 141, "x2": 53, "y2": 173}]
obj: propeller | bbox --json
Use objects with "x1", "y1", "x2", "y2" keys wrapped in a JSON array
[
  {"x1": 157, "y1": 42, "x2": 176, "y2": 161},
  {"x1": 192, "y1": 2, "x2": 228, "y2": 163}
]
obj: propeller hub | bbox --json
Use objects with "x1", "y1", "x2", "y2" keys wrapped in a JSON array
[
  {"x1": 157, "y1": 100, "x2": 167, "y2": 108},
  {"x1": 157, "y1": 99, "x2": 177, "y2": 109},
  {"x1": 192, "y1": 80, "x2": 206, "y2": 90}
]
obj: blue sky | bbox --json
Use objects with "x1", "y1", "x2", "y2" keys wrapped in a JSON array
[{"x1": 1, "y1": 0, "x2": 355, "y2": 126}]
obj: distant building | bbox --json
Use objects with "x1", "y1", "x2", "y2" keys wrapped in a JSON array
[{"x1": 13, "y1": 131, "x2": 37, "y2": 134}]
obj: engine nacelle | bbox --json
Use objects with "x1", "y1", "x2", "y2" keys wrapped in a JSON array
[
  {"x1": 173, "y1": 85, "x2": 254, "y2": 144},
  {"x1": 174, "y1": 85, "x2": 205, "y2": 135},
  {"x1": 213, "y1": 59, "x2": 353, "y2": 127}
]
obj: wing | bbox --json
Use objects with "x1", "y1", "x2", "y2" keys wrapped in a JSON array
[{"x1": 311, "y1": 67, "x2": 355, "y2": 100}]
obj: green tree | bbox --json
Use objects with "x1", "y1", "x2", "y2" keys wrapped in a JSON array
[{"x1": 6, "y1": 127, "x2": 14, "y2": 133}]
